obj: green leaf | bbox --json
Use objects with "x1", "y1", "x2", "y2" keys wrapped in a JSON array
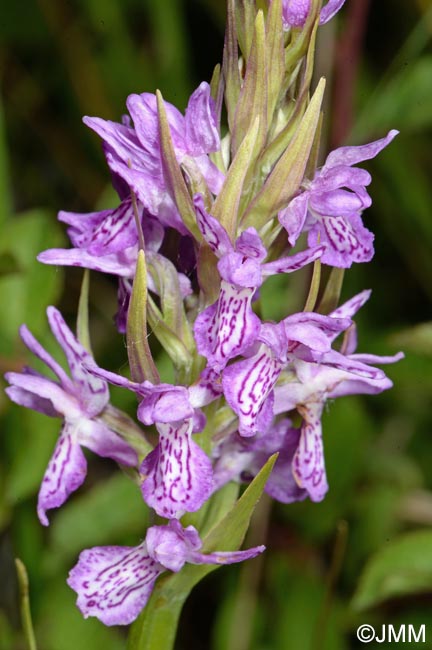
[
  {"x1": 127, "y1": 454, "x2": 277, "y2": 650},
  {"x1": 235, "y1": 0, "x2": 257, "y2": 59},
  {"x1": 146, "y1": 295, "x2": 193, "y2": 378},
  {"x1": 241, "y1": 77, "x2": 325, "y2": 232},
  {"x1": 201, "y1": 453, "x2": 277, "y2": 554},
  {"x1": 352, "y1": 530, "x2": 432, "y2": 611},
  {"x1": 318, "y1": 268, "x2": 345, "y2": 314},
  {"x1": 212, "y1": 117, "x2": 260, "y2": 242},
  {"x1": 126, "y1": 250, "x2": 159, "y2": 384},
  {"x1": 76, "y1": 269, "x2": 91, "y2": 353},
  {"x1": 231, "y1": 11, "x2": 267, "y2": 156},
  {"x1": 147, "y1": 253, "x2": 195, "y2": 354},
  {"x1": 156, "y1": 90, "x2": 201, "y2": 240},
  {"x1": 222, "y1": 0, "x2": 241, "y2": 133},
  {"x1": 284, "y1": 0, "x2": 320, "y2": 73},
  {"x1": 265, "y1": 0, "x2": 284, "y2": 124}
]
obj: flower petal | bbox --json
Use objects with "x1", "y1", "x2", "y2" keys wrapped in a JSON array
[
  {"x1": 83, "y1": 116, "x2": 152, "y2": 171},
  {"x1": 71, "y1": 199, "x2": 138, "y2": 256},
  {"x1": 194, "y1": 194, "x2": 232, "y2": 257},
  {"x1": 140, "y1": 419, "x2": 213, "y2": 519},
  {"x1": 38, "y1": 246, "x2": 137, "y2": 278},
  {"x1": 19, "y1": 325, "x2": 74, "y2": 392},
  {"x1": 137, "y1": 386, "x2": 194, "y2": 425},
  {"x1": 309, "y1": 187, "x2": 371, "y2": 216},
  {"x1": 278, "y1": 192, "x2": 310, "y2": 246},
  {"x1": 321, "y1": 349, "x2": 386, "y2": 380},
  {"x1": 194, "y1": 282, "x2": 261, "y2": 371},
  {"x1": 4, "y1": 385, "x2": 58, "y2": 417},
  {"x1": 77, "y1": 418, "x2": 138, "y2": 467},
  {"x1": 314, "y1": 165, "x2": 371, "y2": 192},
  {"x1": 222, "y1": 345, "x2": 283, "y2": 436},
  {"x1": 47, "y1": 307, "x2": 109, "y2": 416},
  {"x1": 188, "y1": 545, "x2": 265, "y2": 565},
  {"x1": 127, "y1": 92, "x2": 185, "y2": 153},
  {"x1": 283, "y1": 312, "x2": 350, "y2": 352},
  {"x1": 262, "y1": 244, "x2": 325, "y2": 276},
  {"x1": 323, "y1": 130, "x2": 399, "y2": 170},
  {"x1": 37, "y1": 427, "x2": 87, "y2": 525},
  {"x1": 4, "y1": 372, "x2": 79, "y2": 417},
  {"x1": 282, "y1": 0, "x2": 311, "y2": 28},
  {"x1": 319, "y1": 0, "x2": 346, "y2": 24},
  {"x1": 308, "y1": 213, "x2": 374, "y2": 268},
  {"x1": 184, "y1": 82, "x2": 220, "y2": 155},
  {"x1": 67, "y1": 543, "x2": 163, "y2": 626},
  {"x1": 330, "y1": 289, "x2": 371, "y2": 320},
  {"x1": 293, "y1": 403, "x2": 328, "y2": 501}
]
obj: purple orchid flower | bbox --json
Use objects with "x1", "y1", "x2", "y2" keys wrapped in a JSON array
[
  {"x1": 38, "y1": 199, "x2": 193, "y2": 333},
  {"x1": 4, "y1": 308, "x2": 137, "y2": 525},
  {"x1": 86, "y1": 365, "x2": 216, "y2": 519},
  {"x1": 193, "y1": 195, "x2": 326, "y2": 371},
  {"x1": 212, "y1": 419, "x2": 307, "y2": 504},
  {"x1": 68, "y1": 519, "x2": 264, "y2": 626},
  {"x1": 83, "y1": 82, "x2": 224, "y2": 235},
  {"x1": 38, "y1": 197, "x2": 164, "y2": 277},
  {"x1": 272, "y1": 291, "x2": 404, "y2": 501},
  {"x1": 278, "y1": 130, "x2": 399, "y2": 267},
  {"x1": 222, "y1": 310, "x2": 352, "y2": 437},
  {"x1": 282, "y1": 0, "x2": 346, "y2": 29}
]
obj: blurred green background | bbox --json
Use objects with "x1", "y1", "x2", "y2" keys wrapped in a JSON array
[{"x1": 1, "y1": 0, "x2": 432, "y2": 648}]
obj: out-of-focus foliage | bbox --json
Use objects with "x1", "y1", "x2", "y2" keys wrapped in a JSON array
[{"x1": 0, "y1": 1, "x2": 431, "y2": 649}]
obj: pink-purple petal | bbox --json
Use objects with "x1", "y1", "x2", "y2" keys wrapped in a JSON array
[
  {"x1": 278, "y1": 192, "x2": 310, "y2": 246},
  {"x1": 319, "y1": 0, "x2": 346, "y2": 24},
  {"x1": 73, "y1": 200, "x2": 138, "y2": 256},
  {"x1": 262, "y1": 244, "x2": 325, "y2": 276},
  {"x1": 38, "y1": 246, "x2": 138, "y2": 278},
  {"x1": 38, "y1": 428, "x2": 87, "y2": 526},
  {"x1": 137, "y1": 386, "x2": 194, "y2": 425},
  {"x1": 188, "y1": 545, "x2": 265, "y2": 566},
  {"x1": 19, "y1": 324, "x2": 74, "y2": 392},
  {"x1": 140, "y1": 419, "x2": 213, "y2": 518},
  {"x1": 222, "y1": 345, "x2": 282, "y2": 436},
  {"x1": 4, "y1": 372, "x2": 80, "y2": 417},
  {"x1": 282, "y1": 0, "x2": 311, "y2": 28},
  {"x1": 47, "y1": 307, "x2": 109, "y2": 417},
  {"x1": 323, "y1": 130, "x2": 399, "y2": 170},
  {"x1": 308, "y1": 213, "x2": 375, "y2": 268},
  {"x1": 309, "y1": 188, "x2": 371, "y2": 216},
  {"x1": 77, "y1": 418, "x2": 138, "y2": 467},
  {"x1": 330, "y1": 289, "x2": 372, "y2": 320},
  {"x1": 184, "y1": 82, "x2": 220, "y2": 155},
  {"x1": 314, "y1": 165, "x2": 372, "y2": 192},
  {"x1": 67, "y1": 543, "x2": 163, "y2": 626},
  {"x1": 293, "y1": 403, "x2": 328, "y2": 501},
  {"x1": 83, "y1": 116, "x2": 149, "y2": 170},
  {"x1": 4, "y1": 385, "x2": 59, "y2": 417},
  {"x1": 194, "y1": 194, "x2": 232, "y2": 256},
  {"x1": 194, "y1": 282, "x2": 261, "y2": 371}
]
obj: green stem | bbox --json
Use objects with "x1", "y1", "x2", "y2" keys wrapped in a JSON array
[
  {"x1": 15, "y1": 558, "x2": 38, "y2": 650},
  {"x1": 226, "y1": 493, "x2": 272, "y2": 650},
  {"x1": 126, "y1": 576, "x2": 189, "y2": 650}
]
